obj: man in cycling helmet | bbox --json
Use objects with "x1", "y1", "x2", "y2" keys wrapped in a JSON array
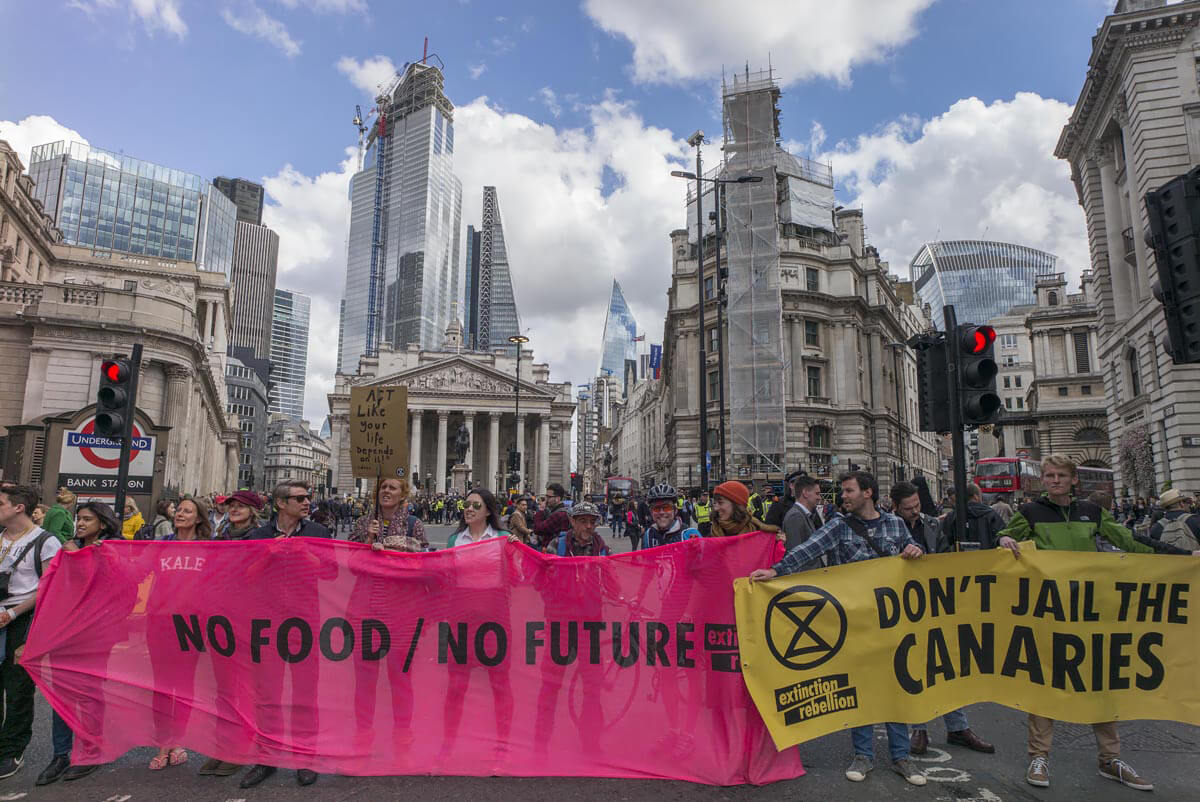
[{"x1": 642, "y1": 483, "x2": 701, "y2": 549}]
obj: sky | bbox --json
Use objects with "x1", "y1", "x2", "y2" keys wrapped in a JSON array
[{"x1": 0, "y1": 0, "x2": 1128, "y2": 426}]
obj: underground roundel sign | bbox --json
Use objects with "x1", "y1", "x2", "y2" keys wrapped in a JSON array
[{"x1": 58, "y1": 416, "x2": 156, "y2": 493}]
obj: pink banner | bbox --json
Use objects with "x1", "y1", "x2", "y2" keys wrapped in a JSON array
[{"x1": 22, "y1": 533, "x2": 803, "y2": 785}]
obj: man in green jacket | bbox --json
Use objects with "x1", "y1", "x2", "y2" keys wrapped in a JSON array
[{"x1": 997, "y1": 454, "x2": 1199, "y2": 792}]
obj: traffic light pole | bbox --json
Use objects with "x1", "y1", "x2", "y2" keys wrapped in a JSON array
[
  {"x1": 942, "y1": 306, "x2": 968, "y2": 547},
  {"x1": 112, "y1": 343, "x2": 142, "y2": 522}
]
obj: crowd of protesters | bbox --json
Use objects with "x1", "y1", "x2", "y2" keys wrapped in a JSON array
[{"x1": 0, "y1": 450, "x2": 1193, "y2": 791}]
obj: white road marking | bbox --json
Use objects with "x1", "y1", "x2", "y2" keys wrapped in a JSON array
[
  {"x1": 0, "y1": 793, "x2": 28, "y2": 801},
  {"x1": 100, "y1": 796, "x2": 131, "y2": 802},
  {"x1": 909, "y1": 746, "x2": 952, "y2": 763},
  {"x1": 922, "y1": 765, "x2": 971, "y2": 782}
]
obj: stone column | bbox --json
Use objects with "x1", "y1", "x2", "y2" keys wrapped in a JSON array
[
  {"x1": 463, "y1": 412, "x2": 476, "y2": 479},
  {"x1": 226, "y1": 441, "x2": 239, "y2": 490},
  {"x1": 164, "y1": 364, "x2": 194, "y2": 488},
  {"x1": 1094, "y1": 144, "x2": 1133, "y2": 320},
  {"x1": 515, "y1": 413, "x2": 526, "y2": 486},
  {"x1": 489, "y1": 412, "x2": 501, "y2": 489},
  {"x1": 436, "y1": 411, "x2": 449, "y2": 494},
  {"x1": 410, "y1": 410, "x2": 422, "y2": 484},
  {"x1": 538, "y1": 416, "x2": 551, "y2": 490}
]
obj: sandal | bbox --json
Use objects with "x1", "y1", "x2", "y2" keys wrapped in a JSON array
[
  {"x1": 168, "y1": 748, "x2": 188, "y2": 767},
  {"x1": 149, "y1": 751, "x2": 170, "y2": 771}
]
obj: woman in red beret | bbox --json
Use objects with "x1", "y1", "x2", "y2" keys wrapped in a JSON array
[{"x1": 709, "y1": 481, "x2": 768, "y2": 537}]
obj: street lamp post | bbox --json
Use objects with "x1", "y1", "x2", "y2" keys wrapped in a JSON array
[
  {"x1": 509, "y1": 334, "x2": 529, "y2": 492},
  {"x1": 670, "y1": 156, "x2": 762, "y2": 490},
  {"x1": 710, "y1": 198, "x2": 727, "y2": 483}
]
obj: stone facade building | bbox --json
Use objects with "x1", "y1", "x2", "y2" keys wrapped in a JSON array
[
  {"x1": 328, "y1": 323, "x2": 575, "y2": 497},
  {"x1": 263, "y1": 416, "x2": 331, "y2": 493},
  {"x1": 661, "y1": 208, "x2": 942, "y2": 496},
  {"x1": 1056, "y1": 0, "x2": 1200, "y2": 493},
  {"x1": 0, "y1": 140, "x2": 239, "y2": 501},
  {"x1": 978, "y1": 305, "x2": 1038, "y2": 461},
  {"x1": 226, "y1": 349, "x2": 271, "y2": 490}
]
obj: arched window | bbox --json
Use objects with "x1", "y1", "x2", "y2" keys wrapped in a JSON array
[
  {"x1": 1074, "y1": 427, "x2": 1106, "y2": 444},
  {"x1": 809, "y1": 425, "x2": 830, "y2": 450},
  {"x1": 1127, "y1": 346, "x2": 1142, "y2": 397},
  {"x1": 1047, "y1": 291, "x2": 1058, "y2": 306}
]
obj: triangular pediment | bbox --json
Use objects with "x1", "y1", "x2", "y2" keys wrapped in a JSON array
[{"x1": 362, "y1": 355, "x2": 555, "y2": 398}]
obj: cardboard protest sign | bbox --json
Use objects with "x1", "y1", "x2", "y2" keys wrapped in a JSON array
[{"x1": 349, "y1": 385, "x2": 409, "y2": 480}]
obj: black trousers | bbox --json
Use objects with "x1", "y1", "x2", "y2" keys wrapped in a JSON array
[{"x1": 0, "y1": 613, "x2": 35, "y2": 760}]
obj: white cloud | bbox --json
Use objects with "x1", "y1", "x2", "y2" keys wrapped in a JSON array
[
  {"x1": 583, "y1": 0, "x2": 934, "y2": 86},
  {"x1": 129, "y1": 0, "x2": 187, "y2": 38},
  {"x1": 534, "y1": 87, "x2": 562, "y2": 118},
  {"x1": 336, "y1": 55, "x2": 399, "y2": 97},
  {"x1": 822, "y1": 92, "x2": 1089, "y2": 283},
  {"x1": 222, "y1": 4, "x2": 301, "y2": 58},
  {"x1": 0, "y1": 115, "x2": 90, "y2": 168},
  {"x1": 468, "y1": 63, "x2": 487, "y2": 80},
  {"x1": 68, "y1": 0, "x2": 187, "y2": 38},
  {"x1": 276, "y1": 0, "x2": 367, "y2": 12}
]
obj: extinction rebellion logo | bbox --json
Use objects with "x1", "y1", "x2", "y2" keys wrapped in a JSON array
[{"x1": 765, "y1": 585, "x2": 859, "y2": 725}]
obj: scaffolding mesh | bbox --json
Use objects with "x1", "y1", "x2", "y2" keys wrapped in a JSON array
[{"x1": 722, "y1": 69, "x2": 785, "y2": 473}]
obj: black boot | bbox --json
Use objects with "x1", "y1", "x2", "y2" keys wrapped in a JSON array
[
  {"x1": 35, "y1": 755, "x2": 69, "y2": 786},
  {"x1": 239, "y1": 764, "x2": 277, "y2": 788}
]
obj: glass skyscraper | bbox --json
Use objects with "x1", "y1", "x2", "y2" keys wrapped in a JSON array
[
  {"x1": 599, "y1": 279, "x2": 638, "y2": 380},
  {"x1": 27, "y1": 140, "x2": 236, "y2": 276},
  {"x1": 464, "y1": 186, "x2": 521, "y2": 352},
  {"x1": 270, "y1": 288, "x2": 311, "y2": 421},
  {"x1": 338, "y1": 61, "x2": 463, "y2": 373},
  {"x1": 909, "y1": 240, "x2": 1060, "y2": 328}
]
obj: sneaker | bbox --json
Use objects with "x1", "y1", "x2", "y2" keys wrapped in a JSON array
[
  {"x1": 1099, "y1": 758, "x2": 1153, "y2": 791},
  {"x1": 845, "y1": 754, "x2": 873, "y2": 782},
  {"x1": 892, "y1": 759, "x2": 927, "y2": 786},
  {"x1": 0, "y1": 754, "x2": 23, "y2": 780},
  {"x1": 1026, "y1": 756, "x2": 1050, "y2": 787}
]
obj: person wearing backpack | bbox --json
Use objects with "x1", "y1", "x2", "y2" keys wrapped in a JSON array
[
  {"x1": 940, "y1": 483, "x2": 1006, "y2": 549},
  {"x1": 1147, "y1": 488, "x2": 1200, "y2": 551},
  {"x1": 0, "y1": 484, "x2": 63, "y2": 780},
  {"x1": 548, "y1": 502, "x2": 610, "y2": 556}
]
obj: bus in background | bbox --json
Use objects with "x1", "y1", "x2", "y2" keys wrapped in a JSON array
[
  {"x1": 1076, "y1": 465, "x2": 1115, "y2": 498},
  {"x1": 605, "y1": 476, "x2": 636, "y2": 525},
  {"x1": 974, "y1": 457, "x2": 1042, "y2": 503}
]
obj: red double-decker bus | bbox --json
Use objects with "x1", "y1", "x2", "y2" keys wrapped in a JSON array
[{"x1": 974, "y1": 458, "x2": 1042, "y2": 502}]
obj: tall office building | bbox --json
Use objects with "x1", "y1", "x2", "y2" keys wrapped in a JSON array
[
  {"x1": 338, "y1": 60, "x2": 463, "y2": 373},
  {"x1": 213, "y1": 177, "x2": 265, "y2": 226},
  {"x1": 229, "y1": 220, "x2": 279, "y2": 361},
  {"x1": 27, "y1": 141, "x2": 236, "y2": 276},
  {"x1": 270, "y1": 288, "x2": 310, "y2": 421},
  {"x1": 464, "y1": 186, "x2": 521, "y2": 351},
  {"x1": 599, "y1": 279, "x2": 638, "y2": 383},
  {"x1": 909, "y1": 240, "x2": 1059, "y2": 328}
]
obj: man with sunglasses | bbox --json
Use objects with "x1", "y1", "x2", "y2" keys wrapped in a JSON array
[
  {"x1": 641, "y1": 483, "x2": 700, "y2": 549},
  {"x1": 242, "y1": 480, "x2": 331, "y2": 789}
]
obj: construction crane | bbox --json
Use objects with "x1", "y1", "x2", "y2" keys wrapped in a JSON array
[{"x1": 352, "y1": 104, "x2": 368, "y2": 171}]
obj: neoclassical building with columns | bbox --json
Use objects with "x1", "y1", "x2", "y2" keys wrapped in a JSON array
[{"x1": 328, "y1": 323, "x2": 575, "y2": 497}]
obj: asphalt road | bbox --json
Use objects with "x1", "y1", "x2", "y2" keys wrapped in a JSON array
[{"x1": 10, "y1": 524, "x2": 1200, "y2": 801}]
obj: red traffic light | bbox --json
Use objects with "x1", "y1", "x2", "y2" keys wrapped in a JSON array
[
  {"x1": 962, "y1": 326, "x2": 996, "y2": 354},
  {"x1": 102, "y1": 360, "x2": 129, "y2": 382}
]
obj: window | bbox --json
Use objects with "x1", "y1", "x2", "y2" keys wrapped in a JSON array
[
  {"x1": 1048, "y1": 291, "x2": 1058, "y2": 306},
  {"x1": 709, "y1": 327, "x2": 720, "y2": 353},
  {"x1": 999, "y1": 333, "x2": 1017, "y2": 349},
  {"x1": 1023, "y1": 429, "x2": 1036, "y2": 446},
  {"x1": 1075, "y1": 427, "x2": 1106, "y2": 443},
  {"x1": 1015, "y1": 376, "x2": 1022, "y2": 388},
  {"x1": 804, "y1": 320, "x2": 819, "y2": 347},
  {"x1": 1016, "y1": 397, "x2": 1024, "y2": 409},
  {"x1": 807, "y1": 365, "x2": 822, "y2": 398},
  {"x1": 707, "y1": 370, "x2": 719, "y2": 401},
  {"x1": 1005, "y1": 397, "x2": 1013, "y2": 409},
  {"x1": 1128, "y1": 347, "x2": 1142, "y2": 397},
  {"x1": 1058, "y1": 387, "x2": 1069, "y2": 397},
  {"x1": 1073, "y1": 331, "x2": 1091, "y2": 373},
  {"x1": 1082, "y1": 385, "x2": 1092, "y2": 395},
  {"x1": 805, "y1": 267, "x2": 819, "y2": 292},
  {"x1": 1003, "y1": 355, "x2": 1017, "y2": 366},
  {"x1": 809, "y1": 425, "x2": 830, "y2": 449},
  {"x1": 1003, "y1": 376, "x2": 1011, "y2": 389},
  {"x1": 703, "y1": 276, "x2": 715, "y2": 300}
]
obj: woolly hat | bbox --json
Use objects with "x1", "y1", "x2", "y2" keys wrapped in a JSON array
[{"x1": 713, "y1": 481, "x2": 750, "y2": 508}]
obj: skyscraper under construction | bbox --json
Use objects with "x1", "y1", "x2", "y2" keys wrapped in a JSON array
[{"x1": 338, "y1": 58, "x2": 463, "y2": 373}]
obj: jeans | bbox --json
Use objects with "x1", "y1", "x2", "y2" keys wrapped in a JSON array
[
  {"x1": 915, "y1": 707, "x2": 968, "y2": 733},
  {"x1": 851, "y1": 722, "x2": 910, "y2": 762},
  {"x1": 51, "y1": 710, "x2": 73, "y2": 758}
]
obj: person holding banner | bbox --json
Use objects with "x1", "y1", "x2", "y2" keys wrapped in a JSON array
[
  {"x1": 996, "y1": 454, "x2": 1177, "y2": 792},
  {"x1": 749, "y1": 471, "x2": 928, "y2": 787},
  {"x1": 447, "y1": 488, "x2": 509, "y2": 546},
  {"x1": 641, "y1": 483, "x2": 700, "y2": 549},
  {"x1": 709, "y1": 481, "x2": 768, "y2": 538},
  {"x1": 549, "y1": 502, "x2": 610, "y2": 556},
  {"x1": 350, "y1": 478, "x2": 427, "y2": 551}
]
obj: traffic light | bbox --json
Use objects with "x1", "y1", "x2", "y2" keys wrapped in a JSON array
[
  {"x1": 95, "y1": 358, "x2": 133, "y2": 438},
  {"x1": 570, "y1": 472, "x2": 583, "y2": 492},
  {"x1": 507, "y1": 449, "x2": 521, "y2": 473},
  {"x1": 1145, "y1": 167, "x2": 1200, "y2": 363},
  {"x1": 957, "y1": 324, "x2": 1001, "y2": 425},
  {"x1": 914, "y1": 335, "x2": 952, "y2": 432}
]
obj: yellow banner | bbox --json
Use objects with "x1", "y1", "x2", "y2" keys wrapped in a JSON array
[{"x1": 734, "y1": 543, "x2": 1200, "y2": 749}]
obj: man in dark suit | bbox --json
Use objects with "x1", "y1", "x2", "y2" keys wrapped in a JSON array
[{"x1": 781, "y1": 475, "x2": 825, "y2": 554}]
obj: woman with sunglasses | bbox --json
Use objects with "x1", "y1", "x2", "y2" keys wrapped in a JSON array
[{"x1": 446, "y1": 488, "x2": 510, "y2": 547}]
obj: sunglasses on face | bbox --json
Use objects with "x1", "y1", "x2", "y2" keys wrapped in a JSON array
[
  {"x1": 288, "y1": 494, "x2": 311, "y2": 502},
  {"x1": 465, "y1": 501, "x2": 484, "y2": 510},
  {"x1": 650, "y1": 504, "x2": 675, "y2": 513}
]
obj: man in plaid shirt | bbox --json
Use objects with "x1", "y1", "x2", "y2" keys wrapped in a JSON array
[{"x1": 750, "y1": 471, "x2": 927, "y2": 788}]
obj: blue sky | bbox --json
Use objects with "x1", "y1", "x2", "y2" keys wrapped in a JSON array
[{"x1": 0, "y1": 0, "x2": 1121, "y2": 422}]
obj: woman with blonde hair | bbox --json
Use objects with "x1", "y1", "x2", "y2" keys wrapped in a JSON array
[
  {"x1": 121, "y1": 497, "x2": 145, "y2": 540},
  {"x1": 351, "y1": 477, "x2": 428, "y2": 551},
  {"x1": 41, "y1": 488, "x2": 76, "y2": 543}
]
